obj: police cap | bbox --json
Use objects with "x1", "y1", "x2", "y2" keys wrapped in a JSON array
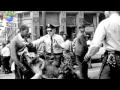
[{"x1": 46, "y1": 24, "x2": 56, "y2": 30}]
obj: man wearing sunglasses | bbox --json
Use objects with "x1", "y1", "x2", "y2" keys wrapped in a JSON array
[{"x1": 32, "y1": 24, "x2": 64, "y2": 68}]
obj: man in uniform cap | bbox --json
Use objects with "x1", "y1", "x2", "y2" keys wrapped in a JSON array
[{"x1": 32, "y1": 24, "x2": 64, "y2": 68}]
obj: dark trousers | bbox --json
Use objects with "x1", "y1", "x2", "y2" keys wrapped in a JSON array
[
  {"x1": 15, "y1": 61, "x2": 35, "y2": 79},
  {"x1": 99, "y1": 51, "x2": 120, "y2": 79},
  {"x1": 15, "y1": 64, "x2": 24, "y2": 79},
  {"x1": 99, "y1": 59, "x2": 120, "y2": 79},
  {"x1": 76, "y1": 55, "x2": 89, "y2": 79},
  {"x1": 0, "y1": 55, "x2": 2, "y2": 67},
  {"x1": 99, "y1": 63, "x2": 120, "y2": 79},
  {"x1": 2, "y1": 56, "x2": 11, "y2": 72}
]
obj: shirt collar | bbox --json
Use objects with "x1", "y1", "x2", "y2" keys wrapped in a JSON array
[{"x1": 47, "y1": 34, "x2": 56, "y2": 38}]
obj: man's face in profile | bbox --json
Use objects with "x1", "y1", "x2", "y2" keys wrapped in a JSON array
[
  {"x1": 104, "y1": 11, "x2": 110, "y2": 18},
  {"x1": 80, "y1": 28, "x2": 85, "y2": 33}
]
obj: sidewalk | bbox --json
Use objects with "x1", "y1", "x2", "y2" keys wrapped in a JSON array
[{"x1": 88, "y1": 63, "x2": 102, "y2": 79}]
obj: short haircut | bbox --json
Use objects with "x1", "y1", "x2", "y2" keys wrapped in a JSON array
[
  {"x1": 79, "y1": 25, "x2": 85, "y2": 29},
  {"x1": 20, "y1": 25, "x2": 29, "y2": 31},
  {"x1": 6, "y1": 40, "x2": 10, "y2": 44}
]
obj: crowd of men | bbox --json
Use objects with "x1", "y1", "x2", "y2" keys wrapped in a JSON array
[{"x1": 0, "y1": 11, "x2": 120, "y2": 79}]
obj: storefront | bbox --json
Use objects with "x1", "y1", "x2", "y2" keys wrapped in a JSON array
[
  {"x1": 16, "y1": 11, "x2": 105, "y2": 40},
  {"x1": 66, "y1": 13, "x2": 77, "y2": 39},
  {"x1": 84, "y1": 12, "x2": 105, "y2": 40},
  {"x1": 39, "y1": 11, "x2": 60, "y2": 36}
]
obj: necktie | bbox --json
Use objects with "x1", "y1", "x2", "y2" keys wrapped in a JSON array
[{"x1": 51, "y1": 36, "x2": 53, "y2": 55}]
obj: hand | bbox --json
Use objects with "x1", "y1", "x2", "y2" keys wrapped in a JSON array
[
  {"x1": 21, "y1": 65, "x2": 27, "y2": 72},
  {"x1": 83, "y1": 54, "x2": 91, "y2": 63},
  {"x1": 26, "y1": 42, "x2": 33, "y2": 48}
]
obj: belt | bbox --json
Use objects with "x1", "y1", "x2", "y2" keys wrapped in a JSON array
[
  {"x1": 46, "y1": 53, "x2": 62, "y2": 55},
  {"x1": 105, "y1": 50, "x2": 120, "y2": 55}
]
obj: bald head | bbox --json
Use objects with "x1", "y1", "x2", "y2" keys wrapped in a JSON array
[{"x1": 104, "y1": 11, "x2": 110, "y2": 18}]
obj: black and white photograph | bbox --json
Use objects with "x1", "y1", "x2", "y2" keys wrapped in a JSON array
[{"x1": 0, "y1": 11, "x2": 119, "y2": 79}]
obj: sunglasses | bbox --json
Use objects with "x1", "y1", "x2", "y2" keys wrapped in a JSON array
[{"x1": 47, "y1": 30, "x2": 53, "y2": 32}]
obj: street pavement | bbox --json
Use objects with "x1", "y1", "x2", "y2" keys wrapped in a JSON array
[
  {"x1": 0, "y1": 63, "x2": 102, "y2": 79},
  {"x1": 88, "y1": 63, "x2": 102, "y2": 79}
]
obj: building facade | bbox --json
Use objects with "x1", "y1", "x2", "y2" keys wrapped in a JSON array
[{"x1": 15, "y1": 11, "x2": 105, "y2": 40}]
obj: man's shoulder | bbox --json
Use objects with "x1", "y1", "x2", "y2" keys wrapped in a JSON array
[
  {"x1": 54, "y1": 34, "x2": 63, "y2": 38},
  {"x1": 99, "y1": 18, "x2": 109, "y2": 25},
  {"x1": 11, "y1": 34, "x2": 22, "y2": 45},
  {"x1": 42, "y1": 34, "x2": 49, "y2": 38},
  {"x1": 11, "y1": 35, "x2": 18, "y2": 42}
]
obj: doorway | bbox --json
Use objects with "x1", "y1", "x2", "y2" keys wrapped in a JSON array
[{"x1": 66, "y1": 26, "x2": 76, "y2": 39}]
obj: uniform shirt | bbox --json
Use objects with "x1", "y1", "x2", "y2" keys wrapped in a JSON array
[
  {"x1": 88, "y1": 13, "x2": 120, "y2": 54},
  {"x1": 1, "y1": 45, "x2": 10, "y2": 57},
  {"x1": 32, "y1": 34, "x2": 64, "y2": 54}
]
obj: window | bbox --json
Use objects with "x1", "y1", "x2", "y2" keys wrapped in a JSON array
[
  {"x1": 66, "y1": 14, "x2": 76, "y2": 26},
  {"x1": 24, "y1": 12, "x2": 30, "y2": 18},
  {"x1": 18, "y1": 13, "x2": 23, "y2": 19},
  {"x1": 84, "y1": 13, "x2": 95, "y2": 26},
  {"x1": 40, "y1": 26, "x2": 43, "y2": 36},
  {"x1": 55, "y1": 26, "x2": 59, "y2": 34}
]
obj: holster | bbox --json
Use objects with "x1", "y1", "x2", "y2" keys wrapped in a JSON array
[{"x1": 105, "y1": 51, "x2": 120, "y2": 68}]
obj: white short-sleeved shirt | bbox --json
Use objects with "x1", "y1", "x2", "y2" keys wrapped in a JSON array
[
  {"x1": 89, "y1": 13, "x2": 120, "y2": 52},
  {"x1": 1, "y1": 46, "x2": 10, "y2": 57},
  {"x1": 32, "y1": 34, "x2": 64, "y2": 54}
]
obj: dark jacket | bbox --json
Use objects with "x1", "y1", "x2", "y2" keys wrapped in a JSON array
[{"x1": 74, "y1": 32, "x2": 88, "y2": 57}]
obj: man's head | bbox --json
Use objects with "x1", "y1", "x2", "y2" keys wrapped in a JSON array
[
  {"x1": 72, "y1": 33, "x2": 76, "y2": 39},
  {"x1": 79, "y1": 25, "x2": 85, "y2": 33},
  {"x1": 46, "y1": 24, "x2": 56, "y2": 36},
  {"x1": 19, "y1": 25, "x2": 29, "y2": 38},
  {"x1": 104, "y1": 11, "x2": 110, "y2": 18},
  {"x1": 63, "y1": 34, "x2": 67, "y2": 40}
]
